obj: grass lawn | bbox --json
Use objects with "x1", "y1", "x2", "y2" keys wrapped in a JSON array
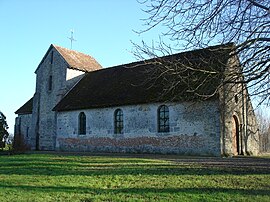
[{"x1": 0, "y1": 153, "x2": 269, "y2": 202}]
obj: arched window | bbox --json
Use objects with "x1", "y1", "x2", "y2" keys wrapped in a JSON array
[
  {"x1": 78, "y1": 112, "x2": 86, "y2": 135},
  {"x1": 158, "y1": 105, "x2": 170, "y2": 132},
  {"x1": 114, "y1": 109, "x2": 123, "y2": 134}
]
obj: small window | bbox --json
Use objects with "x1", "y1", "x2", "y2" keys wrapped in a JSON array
[
  {"x1": 235, "y1": 95, "x2": 239, "y2": 103},
  {"x1": 48, "y1": 75, "x2": 52, "y2": 91},
  {"x1": 158, "y1": 105, "x2": 170, "y2": 133},
  {"x1": 78, "y1": 112, "x2": 86, "y2": 135},
  {"x1": 26, "y1": 127, "x2": 29, "y2": 138},
  {"x1": 114, "y1": 109, "x2": 123, "y2": 134}
]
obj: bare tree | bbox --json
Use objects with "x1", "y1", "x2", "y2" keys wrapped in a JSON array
[{"x1": 135, "y1": 0, "x2": 270, "y2": 104}]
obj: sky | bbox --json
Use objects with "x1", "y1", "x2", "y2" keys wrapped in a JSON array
[
  {"x1": 0, "y1": 0, "x2": 269, "y2": 133},
  {"x1": 0, "y1": 0, "x2": 168, "y2": 133}
]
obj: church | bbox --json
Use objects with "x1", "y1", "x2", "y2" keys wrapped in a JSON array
[{"x1": 14, "y1": 43, "x2": 260, "y2": 156}]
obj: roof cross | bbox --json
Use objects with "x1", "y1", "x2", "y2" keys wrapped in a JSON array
[{"x1": 68, "y1": 29, "x2": 76, "y2": 49}]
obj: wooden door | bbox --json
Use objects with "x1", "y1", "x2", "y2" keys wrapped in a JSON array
[{"x1": 232, "y1": 116, "x2": 240, "y2": 155}]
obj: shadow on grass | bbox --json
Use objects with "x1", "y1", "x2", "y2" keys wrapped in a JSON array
[
  {"x1": 0, "y1": 154, "x2": 270, "y2": 176},
  {"x1": 0, "y1": 184, "x2": 269, "y2": 197}
]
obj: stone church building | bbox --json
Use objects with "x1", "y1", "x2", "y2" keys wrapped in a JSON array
[{"x1": 15, "y1": 44, "x2": 260, "y2": 156}]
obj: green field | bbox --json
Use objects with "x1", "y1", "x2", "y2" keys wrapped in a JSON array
[{"x1": 0, "y1": 153, "x2": 269, "y2": 202}]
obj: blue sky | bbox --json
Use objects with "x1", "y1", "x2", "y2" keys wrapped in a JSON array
[{"x1": 0, "y1": 0, "x2": 168, "y2": 132}]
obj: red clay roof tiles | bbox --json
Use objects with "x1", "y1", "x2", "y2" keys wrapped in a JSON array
[{"x1": 53, "y1": 45, "x2": 102, "y2": 72}]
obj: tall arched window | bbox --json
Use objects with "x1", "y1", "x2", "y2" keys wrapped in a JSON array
[
  {"x1": 114, "y1": 109, "x2": 123, "y2": 134},
  {"x1": 158, "y1": 105, "x2": 170, "y2": 132},
  {"x1": 78, "y1": 112, "x2": 86, "y2": 135}
]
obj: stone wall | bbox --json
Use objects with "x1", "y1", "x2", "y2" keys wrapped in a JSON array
[
  {"x1": 15, "y1": 114, "x2": 33, "y2": 148},
  {"x1": 219, "y1": 56, "x2": 260, "y2": 156},
  {"x1": 30, "y1": 47, "x2": 85, "y2": 150},
  {"x1": 246, "y1": 97, "x2": 260, "y2": 155},
  {"x1": 56, "y1": 101, "x2": 221, "y2": 156}
]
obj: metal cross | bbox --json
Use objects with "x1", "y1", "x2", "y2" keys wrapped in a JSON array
[{"x1": 68, "y1": 29, "x2": 76, "y2": 49}]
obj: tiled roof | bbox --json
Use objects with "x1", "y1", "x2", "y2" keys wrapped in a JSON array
[
  {"x1": 16, "y1": 45, "x2": 102, "y2": 115},
  {"x1": 53, "y1": 45, "x2": 102, "y2": 72},
  {"x1": 54, "y1": 43, "x2": 234, "y2": 112},
  {"x1": 15, "y1": 97, "x2": 33, "y2": 115}
]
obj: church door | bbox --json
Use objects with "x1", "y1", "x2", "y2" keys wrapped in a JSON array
[{"x1": 232, "y1": 116, "x2": 240, "y2": 155}]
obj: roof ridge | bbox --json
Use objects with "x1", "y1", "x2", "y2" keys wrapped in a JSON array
[
  {"x1": 52, "y1": 44, "x2": 97, "y2": 60},
  {"x1": 51, "y1": 44, "x2": 102, "y2": 72},
  {"x1": 101, "y1": 42, "x2": 234, "y2": 70}
]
